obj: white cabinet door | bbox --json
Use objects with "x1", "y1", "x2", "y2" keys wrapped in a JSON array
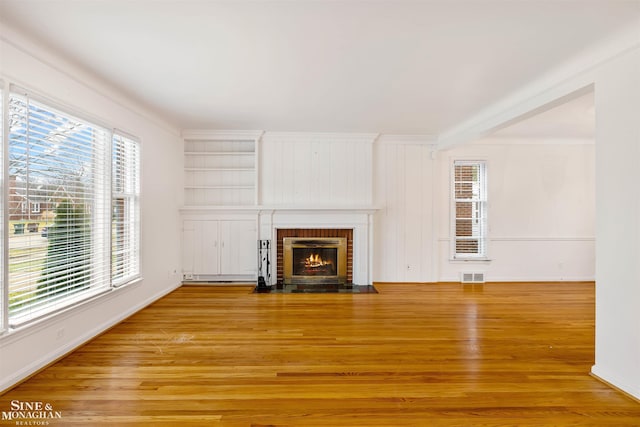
[
  {"x1": 219, "y1": 220, "x2": 257, "y2": 275},
  {"x1": 183, "y1": 220, "x2": 219, "y2": 275}
]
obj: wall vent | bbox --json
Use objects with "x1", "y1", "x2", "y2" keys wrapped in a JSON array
[{"x1": 461, "y1": 272, "x2": 485, "y2": 283}]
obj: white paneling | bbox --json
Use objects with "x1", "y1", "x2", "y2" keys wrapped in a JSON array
[
  {"x1": 422, "y1": 147, "x2": 436, "y2": 280},
  {"x1": 404, "y1": 145, "x2": 423, "y2": 281},
  {"x1": 292, "y1": 142, "x2": 310, "y2": 204},
  {"x1": 373, "y1": 142, "x2": 397, "y2": 281},
  {"x1": 280, "y1": 140, "x2": 296, "y2": 203},
  {"x1": 373, "y1": 139, "x2": 437, "y2": 283},
  {"x1": 330, "y1": 141, "x2": 347, "y2": 202},
  {"x1": 260, "y1": 133, "x2": 375, "y2": 206},
  {"x1": 312, "y1": 140, "x2": 330, "y2": 201}
]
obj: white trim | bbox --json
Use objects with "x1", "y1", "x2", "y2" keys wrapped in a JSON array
[
  {"x1": 449, "y1": 257, "x2": 492, "y2": 263},
  {"x1": 376, "y1": 134, "x2": 437, "y2": 145},
  {"x1": 180, "y1": 205, "x2": 381, "y2": 214},
  {"x1": 264, "y1": 209, "x2": 375, "y2": 286},
  {"x1": 8, "y1": 288, "x2": 112, "y2": 329},
  {"x1": 450, "y1": 159, "x2": 488, "y2": 259},
  {"x1": 1, "y1": 79, "x2": 8, "y2": 334},
  {"x1": 183, "y1": 274, "x2": 255, "y2": 282},
  {"x1": 591, "y1": 364, "x2": 640, "y2": 400},
  {"x1": 183, "y1": 130, "x2": 379, "y2": 143},
  {"x1": 181, "y1": 129, "x2": 264, "y2": 140},
  {"x1": 10, "y1": 83, "x2": 113, "y2": 132},
  {"x1": 490, "y1": 236, "x2": 595, "y2": 242},
  {"x1": 262, "y1": 131, "x2": 379, "y2": 143},
  {"x1": 472, "y1": 137, "x2": 595, "y2": 146},
  {"x1": 438, "y1": 237, "x2": 595, "y2": 242}
]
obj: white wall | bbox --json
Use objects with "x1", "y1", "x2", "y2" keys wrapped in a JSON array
[
  {"x1": 591, "y1": 47, "x2": 640, "y2": 399},
  {"x1": 0, "y1": 26, "x2": 183, "y2": 391},
  {"x1": 436, "y1": 139, "x2": 595, "y2": 282}
]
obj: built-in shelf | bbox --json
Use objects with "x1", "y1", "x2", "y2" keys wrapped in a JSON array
[{"x1": 183, "y1": 135, "x2": 258, "y2": 206}]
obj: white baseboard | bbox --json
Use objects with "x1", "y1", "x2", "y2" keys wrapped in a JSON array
[
  {"x1": 592, "y1": 364, "x2": 640, "y2": 400},
  {"x1": 0, "y1": 282, "x2": 181, "y2": 393}
]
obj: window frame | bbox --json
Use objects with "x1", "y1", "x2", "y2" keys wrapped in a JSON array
[
  {"x1": 1, "y1": 79, "x2": 6, "y2": 334},
  {"x1": 111, "y1": 131, "x2": 141, "y2": 287},
  {"x1": 450, "y1": 159, "x2": 489, "y2": 260},
  {"x1": 1, "y1": 84, "x2": 142, "y2": 331}
]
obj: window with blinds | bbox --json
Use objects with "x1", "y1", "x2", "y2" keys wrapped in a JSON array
[
  {"x1": 112, "y1": 133, "x2": 140, "y2": 286},
  {"x1": 5, "y1": 88, "x2": 140, "y2": 327},
  {"x1": 452, "y1": 160, "x2": 487, "y2": 258},
  {"x1": 0, "y1": 83, "x2": 4, "y2": 333}
]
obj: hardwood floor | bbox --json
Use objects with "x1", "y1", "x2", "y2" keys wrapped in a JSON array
[{"x1": 2, "y1": 282, "x2": 639, "y2": 426}]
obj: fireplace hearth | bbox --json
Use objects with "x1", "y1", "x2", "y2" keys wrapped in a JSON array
[{"x1": 283, "y1": 237, "x2": 347, "y2": 284}]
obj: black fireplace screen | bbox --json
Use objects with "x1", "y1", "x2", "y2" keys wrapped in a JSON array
[{"x1": 292, "y1": 248, "x2": 338, "y2": 277}]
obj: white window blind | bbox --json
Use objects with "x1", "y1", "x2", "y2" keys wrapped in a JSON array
[
  {"x1": 0, "y1": 83, "x2": 5, "y2": 334},
  {"x1": 453, "y1": 160, "x2": 487, "y2": 258},
  {"x1": 7, "y1": 91, "x2": 111, "y2": 326},
  {"x1": 112, "y1": 132, "x2": 140, "y2": 286}
]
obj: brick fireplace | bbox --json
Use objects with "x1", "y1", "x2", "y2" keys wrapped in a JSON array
[{"x1": 276, "y1": 228, "x2": 354, "y2": 284}]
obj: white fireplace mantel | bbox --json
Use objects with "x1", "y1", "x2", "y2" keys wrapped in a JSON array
[
  {"x1": 258, "y1": 206, "x2": 380, "y2": 286},
  {"x1": 180, "y1": 205, "x2": 381, "y2": 285}
]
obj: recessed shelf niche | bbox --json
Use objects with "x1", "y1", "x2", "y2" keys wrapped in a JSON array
[{"x1": 183, "y1": 132, "x2": 260, "y2": 206}]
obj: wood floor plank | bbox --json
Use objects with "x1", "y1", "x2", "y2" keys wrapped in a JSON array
[{"x1": 1, "y1": 282, "x2": 639, "y2": 426}]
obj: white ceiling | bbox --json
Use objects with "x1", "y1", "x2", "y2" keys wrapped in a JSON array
[{"x1": 0, "y1": 0, "x2": 638, "y2": 135}]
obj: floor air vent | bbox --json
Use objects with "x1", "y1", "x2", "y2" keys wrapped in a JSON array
[{"x1": 461, "y1": 272, "x2": 485, "y2": 283}]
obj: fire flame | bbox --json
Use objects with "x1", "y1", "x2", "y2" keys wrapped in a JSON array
[{"x1": 305, "y1": 253, "x2": 332, "y2": 268}]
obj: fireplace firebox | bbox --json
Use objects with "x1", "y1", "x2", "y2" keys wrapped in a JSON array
[{"x1": 283, "y1": 237, "x2": 347, "y2": 284}]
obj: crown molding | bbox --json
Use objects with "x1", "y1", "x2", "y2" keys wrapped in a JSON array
[
  {"x1": 376, "y1": 134, "x2": 437, "y2": 145},
  {"x1": 262, "y1": 131, "x2": 379, "y2": 143},
  {"x1": 181, "y1": 129, "x2": 265, "y2": 140},
  {"x1": 471, "y1": 136, "x2": 594, "y2": 146}
]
